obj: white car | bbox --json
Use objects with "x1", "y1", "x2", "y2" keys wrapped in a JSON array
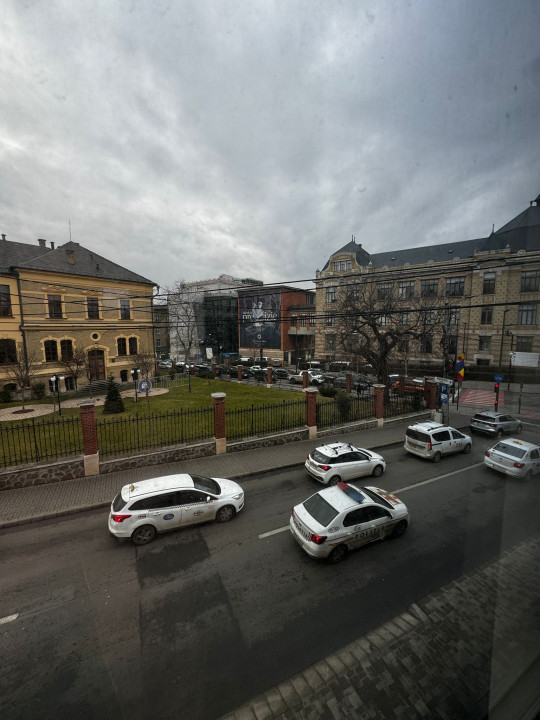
[
  {"x1": 108, "y1": 473, "x2": 244, "y2": 545},
  {"x1": 305, "y1": 442, "x2": 386, "y2": 484},
  {"x1": 484, "y1": 438, "x2": 540, "y2": 479},
  {"x1": 289, "y1": 369, "x2": 325, "y2": 385},
  {"x1": 290, "y1": 482, "x2": 409, "y2": 562},
  {"x1": 404, "y1": 421, "x2": 472, "y2": 462}
]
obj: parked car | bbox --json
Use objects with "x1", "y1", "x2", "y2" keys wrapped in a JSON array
[
  {"x1": 109, "y1": 473, "x2": 245, "y2": 545},
  {"x1": 158, "y1": 360, "x2": 173, "y2": 370},
  {"x1": 484, "y1": 438, "x2": 540, "y2": 479},
  {"x1": 289, "y1": 369, "x2": 325, "y2": 385},
  {"x1": 470, "y1": 411, "x2": 522, "y2": 437},
  {"x1": 290, "y1": 482, "x2": 409, "y2": 562},
  {"x1": 274, "y1": 368, "x2": 289, "y2": 379},
  {"x1": 305, "y1": 442, "x2": 386, "y2": 484},
  {"x1": 404, "y1": 421, "x2": 472, "y2": 462}
]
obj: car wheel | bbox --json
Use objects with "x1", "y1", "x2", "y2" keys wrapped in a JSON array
[
  {"x1": 289, "y1": 378, "x2": 295, "y2": 384},
  {"x1": 131, "y1": 524, "x2": 156, "y2": 546},
  {"x1": 463, "y1": 444, "x2": 472, "y2": 454},
  {"x1": 516, "y1": 425, "x2": 523, "y2": 434},
  {"x1": 432, "y1": 451, "x2": 442, "y2": 463},
  {"x1": 391, "y1": 520, "x2": 408, "y2": 539},
  {"x1": 216, "y1": 505, "x2": 236, "y2": 522},
  {"x1": 372, "y1": 464, "x2": 384, "y2": 478},
  {"x1": 328, "y1": 544, "x2": 348, "y2": 563},
  {"x1": 328, "y1": 475, "x2": 341, "y2": 485}
]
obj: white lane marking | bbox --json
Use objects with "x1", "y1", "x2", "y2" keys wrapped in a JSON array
[
  {"x1": 395, "y1": 462, "x2": 484, "y2": 494},
  {"x1": 259, "y1": 525, "x2": 289, "y2": 539},
  {"x1": 259, "y1": 462, "x2": 485, "y2": 539},
  {"x1": 0, "y1": 613, "x2": 18, "y2": 625}
]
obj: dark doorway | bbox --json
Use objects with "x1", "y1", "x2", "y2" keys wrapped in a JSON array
[{"x1": 88, "y1": 349, "x2": 105, "y2": 380}]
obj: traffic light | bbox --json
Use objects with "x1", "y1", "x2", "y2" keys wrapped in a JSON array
[{"x1": 493, "y1": 382, "x2": 499, "y2": 393}]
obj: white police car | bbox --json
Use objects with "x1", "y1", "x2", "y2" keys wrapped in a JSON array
[
  {"x1": 109, "y1": 473, "x2": 245, "y2": 545},
  {"x1": 290, "y1": 482, "x2": 409, "y2": 563}
]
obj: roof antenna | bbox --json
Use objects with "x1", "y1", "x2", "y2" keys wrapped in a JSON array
[{"x1": 69, "y1": 218, "x2": 72, "y2": 242}]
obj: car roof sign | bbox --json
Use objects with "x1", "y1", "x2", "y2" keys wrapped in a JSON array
[{"x1": 337, "y1": 481, "x2": 366, "y2": 503}]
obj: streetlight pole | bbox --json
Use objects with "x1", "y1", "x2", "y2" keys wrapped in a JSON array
[
  {"x1": 131, "y1": 368, "x2": 139, "y2": 402},
  {"x1": 50, "y1": 375, "x2": 64, "y2": 415}
]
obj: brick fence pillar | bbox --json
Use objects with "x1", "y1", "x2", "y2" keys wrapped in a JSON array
[
  {"x1": 266, "y1": 367, "x2": 273, "y2": 387},
  {"x1": 373, "y1": 384, "x2": 385, "y2": 427},
  {"x1": 212, "y1": 392, "x2": 227, "y2": 454},
  {"x1": 302, "y1": 371, "x2": 309, "y2": 389},
  {"x1": 425, "y1": 381, "x2": 438, "y2": 411},
  {"x1": 346, "y1": 372, "x2": 352, "y2": 394},
  {"x1": 305, "y1": 387, "x2": 318, "y2": 439},
  {"x1": 237, "y1": 364, "x2": 243, "y2": 381},
  {"x1": 79, "y1": 402, "x2": 99, "y2": 476}
]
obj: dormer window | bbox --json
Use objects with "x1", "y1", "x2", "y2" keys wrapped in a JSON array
[{"x1": 333, "y1": 259, "x2": 352, "y2": 272}]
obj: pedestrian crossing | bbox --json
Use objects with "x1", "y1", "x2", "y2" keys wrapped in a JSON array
[{"x1": 457, "y1": 389, "x2": 503, "y2": 407}]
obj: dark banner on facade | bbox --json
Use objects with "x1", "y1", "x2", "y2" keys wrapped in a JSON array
[{"x1": 239, "y1": 294, "x2": 281, "y2": 350}]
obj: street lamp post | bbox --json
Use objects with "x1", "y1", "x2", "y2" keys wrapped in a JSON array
[
  {"x1": 131, "y1": 368, "x2": 140, "y2": 402},
  {"x1": 50, "y1": 375, "x2": 64, "y2": 415}
]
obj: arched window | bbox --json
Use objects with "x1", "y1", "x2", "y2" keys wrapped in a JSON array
[
  {"x1": 44, "y1": 340, "x2": 58, "y2": 362},
  {"x1": 0, "y1": 339, "x2": 17, "y2": 364},
  {"x1": 60, "y1": 339, "x2": 73, "y2": 360}
]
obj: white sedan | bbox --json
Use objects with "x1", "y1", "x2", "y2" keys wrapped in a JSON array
[{"x1": 305, "y1": 442, "x2": 386, "y2": 484}]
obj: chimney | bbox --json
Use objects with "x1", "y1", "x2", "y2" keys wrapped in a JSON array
[
  {"x1": 50, "y1": 241, "x2": 55, "y2": 249},
  {"x1": 38, "y1": 238, "x2": 46, "y2": 247},
  {"x1": 66, "y1": 249, "x2": 75, "y2": 264},
  {"x1": 1, "y1": 234, "x2": 6, "y2": 241}
]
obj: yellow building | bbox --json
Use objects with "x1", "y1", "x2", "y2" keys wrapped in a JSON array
[{"x1": 1, "y1": 235, "x2": 156, "y2": 396}]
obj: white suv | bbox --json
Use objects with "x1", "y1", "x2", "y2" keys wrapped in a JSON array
[
  {"x1": 404, "y1": 421, "x2": 472, "y2": 462},
  {"x1": 109, "y1": 473, "x2": 244, "y2": 545}
]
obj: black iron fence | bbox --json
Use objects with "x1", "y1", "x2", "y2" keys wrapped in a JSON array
[
  {"x1": 317, "y1": 396, "x2": 374, "y2": 428},
  {"x1": 0, "y1": 416, "x2": 83, "y2": 468},
  {"x1": 226, "y1": 399, "x2": 306, "y2": 441},
  {"x1": 97, "y1": 407, "x2": 214, "y2": 458},
  {"x1": 384, "y1": 390, "x2": 426, "y2": 418}
]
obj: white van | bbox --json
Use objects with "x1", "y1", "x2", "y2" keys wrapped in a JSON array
[{"x1": 404, "y1": 422, "x2": 472, "y2": 462}]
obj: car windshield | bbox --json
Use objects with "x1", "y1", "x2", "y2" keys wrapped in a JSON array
[
  {"x1": 192, "y1": 475, "x2": 221, "y2": 495},
  {"x1": 493, "y1": 442, "x2": 527, "y2": 459},
  {"x1": 112, "y1": 493, "x2": 126, "y2": 512},
  {"x1": 303, "y1": 494, "x2": 339, "y2": 527}
]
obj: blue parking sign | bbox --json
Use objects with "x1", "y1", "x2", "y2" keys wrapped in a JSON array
[{"x1": 440, "y1": 383, "x2": 448, "y2": 404}]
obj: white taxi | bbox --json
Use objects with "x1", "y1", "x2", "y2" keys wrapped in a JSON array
[
  {"x1": 109, "y1": 473, "x2": 245, "y2": 545},
  {"x1": 305, "y1": 442, "x2": 386, "y2": 484},
  {"x1": 484, "y1": 438, "x2": 540, "y2": 479},
  {"x1": 290, "y1": 482, "x2": 409, "y2": 563}
]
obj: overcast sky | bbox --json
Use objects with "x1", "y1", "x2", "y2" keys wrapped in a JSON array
[{"x1": 2, "y1": 0, "x2": 539, "y2": 291}]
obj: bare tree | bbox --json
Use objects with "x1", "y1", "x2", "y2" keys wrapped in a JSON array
[
  {"x1": 336, "y1": 276, "x2": 445, "y2": 383},
  {"x1": 3, "y1": 346, "x2": 41, "y2": 410},
  {"x1": 58, "y1": 347, "x2": 86, "y2": 392},
  {"x1": 130, "y1": 353, "x2": 157, "y2": 405},
  {"x1": 166, "y1": 281, "x2": 203, "y2": 363}
]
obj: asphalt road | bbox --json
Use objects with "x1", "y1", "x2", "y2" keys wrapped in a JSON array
[{"x1": 1, "y1": 425, "x2": 539, "y2": 720}]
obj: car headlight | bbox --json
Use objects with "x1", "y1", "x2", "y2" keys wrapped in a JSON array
[{"x1": 233, "y1": 493, "x2": 243, "y2": 500}]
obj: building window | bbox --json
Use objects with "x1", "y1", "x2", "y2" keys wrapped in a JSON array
[
  {"x1": 325, "y1": 334, "x2": 336, "y2": 351},
  {"x1": 482, "y1": 272, "x2": 496, "y2": 294},
  {"x1": 448, "y1": 335, "x2": 458, "y2": 355},
  {"x1": 448, "y1": 308, "x2": 460, "y2": 326},
  {"x1": 300, "y1": 314, "x2": 307, "y2": 327},
  {"x1": 44, "y1": 340, "x2": 58, "y2": 362},
  {"x1": 446, "y1": 277, "x2": 465, "y2": 297},
  {"x1": 477, "y1": 358, "x2": 490, "y2": 366},
  {"x1": 60, "y1": 339, "x2": 73, "y2": 361},
  {"x1": 399, "y1": 311, "x2": 412, "y2": 325},
  {"x1": 378, "y1": 283, "x2": 392, "y2": 300},
  {"x1": 398, "y1": 337, "x2": 410, "y2": 353},
  {"x1": 515, "y1": 336, "x2": 533, "y2": 352},
  {"x1": 0, "y1": 285, "x2": 12, "y2": 316},
  {"x1": 480, "y1": 306, "x2": 493, "y2": 325},
  {"x1": 308, "y1": 313, "x2": 316, "y2": 327},
  {"x1": 290, "y1": 314, "x2": 297, "y2": 327},
  {"x1": 378, "y1": 315, "x2": 391, "y2": 326},
  {"x1": 421, "y1": 279, "x2": 438, "y2": 298},
  {"x1": 326, "y1": 287, "x2": 337, "y2": 303},
  {"x1": 117, "y1": 338, "x2": 127, "y2": 355},
  {"x1": 420, "y1": 335, "x2": 433, "y2": 354},
  {"x1": 87, "y1": 297, "x2": 100, "y2": 319},
  {"x1": 325, "y1": 315, "x2": 335, "y2": 327},
  {"x1": 156, "y1": 327, "x2": 161, "y2": 335},
  {"x1": 478, "y1": 337, "x2": 491, "y2": 351},
  {"x1": 120, "y1": 299, "x2": 131, "y2": 319},
  {"x1": 0, "y1": 339, "x2": 17, "y2": 364},
  {"x1": 129, "y1": 337, "x2": 138, "y2": 355},
  {"x1": 156, "y1": 338, "x2": 161, "y2": 347},
  {"x1": 398, "y1": 281, "x2": 414, "y2": 299},
  {"x1": 518, "y1": 303, "x2": 537, "y2": 325},
  {"x1": 64, "y1": 376, "x2": 75, "y2": 391},
  {"x1": 520, "y1": 270, "x2": 540, "y2": 293},
  {"x1": 333, "y1": 260, "x2": 351, "y2": 271},
  {"x1": 47, "y1": 294, "x2": 63, "y2": 319},
  {"x1": 120, "y1": 370, "x2": 128, "y2": 382}
]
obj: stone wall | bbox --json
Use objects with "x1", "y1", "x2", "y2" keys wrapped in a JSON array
[
  {"x1": 0, "y1": 458, "x2": 85, "y2": 491},
  {"x1": 99, "y1": 441, "x2": 215, "y2": 474}
]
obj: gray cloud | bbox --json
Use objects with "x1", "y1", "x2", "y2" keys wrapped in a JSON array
[{"x1": 1, "y1": 0, "x2": 539, "y2": 289}]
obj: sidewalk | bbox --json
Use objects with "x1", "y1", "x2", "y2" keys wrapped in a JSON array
[{"x1": 1, "y1": 407, "x2": 539, "y2": 719}]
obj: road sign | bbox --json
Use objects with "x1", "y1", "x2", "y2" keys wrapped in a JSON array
[
  {"x1": 494, "y1": 374, "x2": 503, "y2": 382},
  {"x1": 439, "y1": 383, "x2": 448, "y2": 404},
  {"x1": 138, "y1": 379, "x2": 152, "y2": 394}
]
